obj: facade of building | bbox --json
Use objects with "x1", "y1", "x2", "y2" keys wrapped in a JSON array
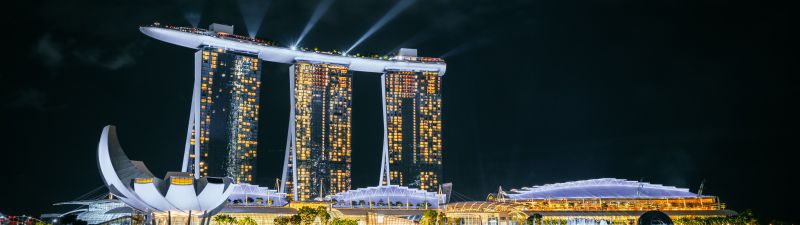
[
  {"x1": 282, "y1": 60, "x2": 353, "y2": 201},
  {"x1": 445, "y1": 178, "x2": 736, "y2": 225},
  {"x1": 379, "y1": 68, "x2": 443, "y2": 192},
  {"x1": 186, "y1": 45, "x2": 262, "y2": 184}
]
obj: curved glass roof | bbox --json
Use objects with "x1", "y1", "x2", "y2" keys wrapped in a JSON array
[
  {"x1": 507, "y1": 178, "x2": 704, "y2": 200},
  {"x1": 326, "y1": 185, "x2": 446, "y2": 208},
  {"x1": 228, "y1": 183, "x2": 287, "y2": 206}
]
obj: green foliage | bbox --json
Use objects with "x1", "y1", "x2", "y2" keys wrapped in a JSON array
[
  {"x1": 214, "y1": 214, "x2": 237, "y2": 225},
  {"x1": 297, "y1": 207, "x2": 317, "y2": 225},
  {"x1": 674, "y1": 210, "x2": 760, "y2": 225},
  {"x1": 274, "y1": 216, "x2": 292, "y2": 225},
  {"x1": 421, "y1": 210, "x2": 443, "y2": 225},
  {"x1": 330, "y1": 218, "x2": 358, "y2": 225},
  {"x1": 237, "y1": 217, "x2": 257, "y2": 225},
  {"x1": 275, "y1": 206, "x2": 332, "y2": 225},
  {"x1": 526, "y1": 214, "x2": 543, "y2": 225},
  {"x1": 316, "y1": 206, "x2": 331, "y2": 225},
  {"x1": 291, "y1": 215, "x2": 302, "y2": 225}
]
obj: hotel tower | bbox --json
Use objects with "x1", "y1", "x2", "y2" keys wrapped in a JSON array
[
  {"x1": 281, "y1": 60, "x2": 353, "y2": 201},
  {"x1": 183, "y1": 25, "x2": 262, "y2": 184},
  {"x1": 378, "y1": 49, "x2": 443, "y2": 192}
]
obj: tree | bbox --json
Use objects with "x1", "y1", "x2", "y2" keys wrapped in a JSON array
[
  {"x1": 237, "y1": 217, "x2": 257, "y2": 225},
  {"x1": 330, "y1": 218, "x2": 358, "y2": 225},
  {"x1": 316, "y1": 206, "x2": 331, "y2": 225},
  {"x1": 274, "y1": 216, "x2": 292, "y2": 225},
  {"x1": 526, "y1": 214, "x2": 542, "y2": 225},
  {"x1": 672, "y1": 210, "x2": 760, "y2": 225},
  {"x1": 214, "y1": 214, "x2": 237, "y2": 225},
  {"x1": 421, "y1": 210, "x2": 439, "y2": 225},
  {"x1": 297, "y1": 206, "x2": 318, "y2": 225},
  {"x1": 291, "y1": 215, "x2": 302, "y2": 225}
]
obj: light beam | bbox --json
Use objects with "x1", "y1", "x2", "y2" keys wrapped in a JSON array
[
  {"x1": 345, "y1": 0, "x2": 417, "y2": 54},
  {"x1": 237, "y1": 0, "x2": 271, "y2": 38},
  {"x1": 440, "y1": 37, "x2": 490, "y2": 58},
  {"x1": 184, "y1": 12, "x2": 202, "y2": 28},
  {"x1": 294, "y1": 0, "x2": 336, "y2": 48},
  {"x1": 176, "y1": 0, "x2": 206, "y2": 28},
  {"x1": 387, "y1": 31, "x2": 433, "y2": 55}
]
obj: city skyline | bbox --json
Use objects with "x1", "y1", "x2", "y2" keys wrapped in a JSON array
[{"x1": 2, "y1": 0, "x2": 792, "y2": 223}]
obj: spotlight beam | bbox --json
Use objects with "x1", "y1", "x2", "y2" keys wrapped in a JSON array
[
  {"x1": 294, "y1": 0, "x2": 336, "y2": 48},
  {"x1": 184, "y1": 12, "x2": 202, "y2": 28},
  {"x1": 387, "y1": 30, "x2": 432, "y2": 55},
  {"x1": 345, "y1": 0, "x2": 417, "y2": 54},
  {"x1": 439, "y1": 37, "x2": 490, "y2": 58},
  {"x1": 237, "y1": 0, "x2": 271, "y2": 38},
  {"x1": 177, "y1": 0, "x2": 206, "y2": 28}
]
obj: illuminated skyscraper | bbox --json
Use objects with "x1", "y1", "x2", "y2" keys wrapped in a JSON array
[
  {"x1": 378, "y1": 66, "x2": 443, "y2": 192},
  {"x1": 282, "y1": 60, "x2": 352, "y2": 201},
  {"x1": 184, "y1": 45, "x2": 262, "y2": 184},
  {"x1": 141, "y1": 23, "x2": 446, "y2": 197}
]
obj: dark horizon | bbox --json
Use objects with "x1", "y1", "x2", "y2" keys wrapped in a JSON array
[{"x1": 1, "y1": 0, "x2": 793, "y2": 223}]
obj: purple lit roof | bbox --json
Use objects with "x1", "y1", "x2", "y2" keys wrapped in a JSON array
[{"x1": 507, "y1": 178, "x2": 705, "y2": 200}]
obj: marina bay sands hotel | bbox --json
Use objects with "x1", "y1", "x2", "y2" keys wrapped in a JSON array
[{"x1": 140, "y1": 23, "x2": 446, "y2": 201}]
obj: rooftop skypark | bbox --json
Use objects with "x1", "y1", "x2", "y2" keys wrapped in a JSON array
[{"x1": 144, "y1": 22, "x2": 445, "y2": 64}]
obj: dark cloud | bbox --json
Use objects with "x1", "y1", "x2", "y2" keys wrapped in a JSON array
[
  {"x1": 72, "y1": 43, "x2": 139, "y2": 70},
  {"x1": 33, "y1": 34, "x2": 63, "y2": 67},
  {"x1": 31, "y1": 33, "x2": 142, "y2": 71},
  {"x1": 5, "y1": 88, "x2": 50, "y2": 111}
]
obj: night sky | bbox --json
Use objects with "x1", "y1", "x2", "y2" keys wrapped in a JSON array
[{"x1": 1, "y1": 0, "x2": 794, "y2": 222}]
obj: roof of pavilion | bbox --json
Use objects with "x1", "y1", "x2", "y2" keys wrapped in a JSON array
[
  {"x1": 325, "y1": 185, "x2": 445, "y2": 203},
  {"x1": 506, "y1": 178, "x2": 707, "y2": 200}
]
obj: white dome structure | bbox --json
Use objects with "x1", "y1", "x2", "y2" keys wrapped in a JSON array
[
  {"x1": 227, "y1": 183, "x2": 288, "y2": 206},
  {"x1": 97, "y1": 125, "x2": 235, "y2": 215},
  {"x1": 506, "y1": 178, "x2": 703, "y2": 200},
  {"x1": 325, "y1": 185, "x2": 446, "y2": 209}
]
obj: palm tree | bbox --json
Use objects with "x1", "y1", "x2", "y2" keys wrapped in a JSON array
[
  {"x1": 526, "y1": 214, "x2": 542, "y2": 225},
  {"x1": 214, "y1": 215, "x2": 237, "y2": 225},
  {"x1": 237, "y1": 217, "x2": 257, "y2": 225},
  {"x1": 274, "y1": 216, "x2": 291, "y2": 225},
  {"x1": 421, "y1": 210, "x2": 439, "y2": 225},
  {"x1": 316, "y1": 206, "x2": 331, "y2": 225}
]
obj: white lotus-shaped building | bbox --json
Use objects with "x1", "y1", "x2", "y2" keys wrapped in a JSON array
[{"x1": 97, "y1": 125, "x2": 235, "y2": 215}]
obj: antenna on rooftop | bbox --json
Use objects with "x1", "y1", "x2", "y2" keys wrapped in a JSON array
[
  {"x1": 697, "y1": 178, "x2": 706, "y2": 197},
  {"x1": 636, "y1": 184, "x2": 643, "y2": 198},
  {"x1": 497, "y1": 186, "x2": 507, "y2": 201}
]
